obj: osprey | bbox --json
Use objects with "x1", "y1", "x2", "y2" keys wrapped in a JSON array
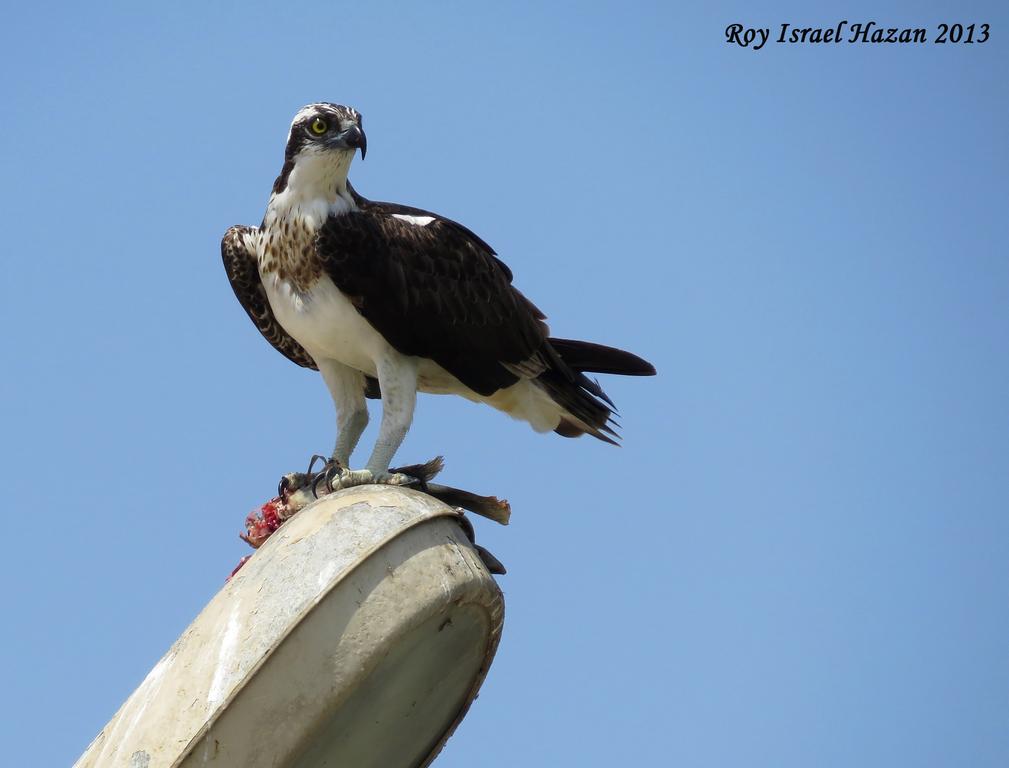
[{"x1": 223, "y1": 103, "x2": 655, "y2": 487}]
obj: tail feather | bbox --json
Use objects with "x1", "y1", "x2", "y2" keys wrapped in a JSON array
[
  {"x1": 534, "y1": 338, "x2": 654, "y2": 444},
  {"x1": 548, "y1": 338, "x2": 656, "y2": 377}
]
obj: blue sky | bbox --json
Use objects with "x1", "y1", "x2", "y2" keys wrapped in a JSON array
[{"x1": 1, "y1": 2, "x2": 1007, "y2": 766}]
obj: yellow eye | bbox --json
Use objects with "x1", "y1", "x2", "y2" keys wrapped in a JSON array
[{"x1": 310, "y1": 117, "x2": 328, "y2": 135}]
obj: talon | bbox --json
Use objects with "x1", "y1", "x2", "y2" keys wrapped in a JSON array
[
  {"x1": 320, "y1": 465, "x2": 337, "y2": 495},
  {"x1": 307, "y1": 454, "x2": 331, "y2": 474},
  {"x1": 308, "y1": 457, "x2": 342, "y2": 497},
  {"x1": 278, "y1": 474, "x2": 294, "y2": 502}
]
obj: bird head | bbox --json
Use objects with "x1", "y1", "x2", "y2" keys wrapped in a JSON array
[
  {"x1": 271, "y1": 103, "x2": 366, "y2": 197},
  {"x1": 285, "y1": 102, "x2": 366, "y2": 161}
]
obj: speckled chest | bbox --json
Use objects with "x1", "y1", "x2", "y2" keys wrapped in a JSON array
[{"x1": 257, "y1": 217, "x2": 324, "y2": 294}]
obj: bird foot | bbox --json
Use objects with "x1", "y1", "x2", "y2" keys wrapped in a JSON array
[
  {"x1": 230, "y1": 454, "x2": 509, "y2": 580},
  {"x1": 308, "y1": 456, "x2": 415, "y2": 490},
  {"x1": 318, "y1": 463, "x2": 417, "y2": 492}
]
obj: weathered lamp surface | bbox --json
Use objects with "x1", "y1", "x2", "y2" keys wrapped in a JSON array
[{"x1": 75, "y1": 485, "x2": 504, "y2": 768}]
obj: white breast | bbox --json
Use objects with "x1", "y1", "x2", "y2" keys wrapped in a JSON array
[{"x1": 263, "y1": 273, "x2": 390, "y2": 376}]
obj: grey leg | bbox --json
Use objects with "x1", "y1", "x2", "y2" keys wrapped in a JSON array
[
  {"x1": 365, "y1": 350, "x2": 418, "y2": 477},
  {"x1": 312, "y1": 352, "x2": 419, "y2": 490},
  {"x1": 317, "y1": 359, "x2": 369, "y2": 467}
]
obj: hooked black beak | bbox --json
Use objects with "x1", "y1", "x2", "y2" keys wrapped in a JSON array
[{"x1": 342, "y1": 124, "x2": 367, "y2": 160}]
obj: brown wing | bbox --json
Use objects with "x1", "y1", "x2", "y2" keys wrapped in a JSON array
[
  {"x1": 316, "y1": 206, "x2": 550, "y2": 397},
  {"x1": 221, "y1": 225, "x2": 318, "y2": 370}
]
